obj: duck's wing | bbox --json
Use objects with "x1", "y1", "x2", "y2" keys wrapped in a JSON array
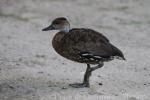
[
  {"x1": 69, "y1": 28, "x2": 110, "y2": 43},
  {"x1": 62, "y1": 28, "x2": 125, "y2": 61}
]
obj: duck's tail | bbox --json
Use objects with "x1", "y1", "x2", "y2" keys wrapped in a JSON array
[{"x1": 111, "y1": 44, "x2": 126, "y2": 60}]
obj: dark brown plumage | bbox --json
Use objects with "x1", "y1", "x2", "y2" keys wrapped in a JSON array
[
  {"x1": 42, "y1": 17, "x2": 125, "y2": 88},
  {"x1": 53, "y1": 28, "x2": 125, "y2": 64}
]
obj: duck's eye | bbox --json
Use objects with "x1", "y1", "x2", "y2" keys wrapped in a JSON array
[
  {"x1": 53, "y1": 23, "x2": 58, "y2": 25},
  {"x1": 53, "y1": 21, "x2": 60, "y2": 25}
]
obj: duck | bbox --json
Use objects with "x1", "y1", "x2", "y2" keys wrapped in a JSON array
[{"x1": 42, "y1": 17, "x2": 125, "y2": 88}]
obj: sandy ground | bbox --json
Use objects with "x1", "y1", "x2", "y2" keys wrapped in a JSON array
[{"x1": 0, "y1": 0, "x2": 150, "y2": 100}]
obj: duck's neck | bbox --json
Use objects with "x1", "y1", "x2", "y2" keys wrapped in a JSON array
[
  {"x1": 60, "y1": 25, "x2": 70, "y2": 33},
  {"x1": 61, "y1": 28, "x2": 70, "y2": 33}
]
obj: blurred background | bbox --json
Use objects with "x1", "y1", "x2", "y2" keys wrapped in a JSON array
[{"x1": 0, "y1": 0, "x2": 150, "y2": 100}]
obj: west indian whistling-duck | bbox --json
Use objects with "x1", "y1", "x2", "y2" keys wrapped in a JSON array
[{"x1": 42, "y1": 17, "x2": 125, "y2": 88}]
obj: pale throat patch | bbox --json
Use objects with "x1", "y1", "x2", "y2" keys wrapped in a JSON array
[{"x1": 61, "y1": 25, "x2": 70, "y2": 33}]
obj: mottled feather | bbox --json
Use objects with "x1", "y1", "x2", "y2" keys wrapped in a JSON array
[{"x1": 52, "y1": 28, "x2": 125, "y2": 64}]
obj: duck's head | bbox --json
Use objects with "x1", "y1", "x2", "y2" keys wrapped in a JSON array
[{"x1": 42, "y1": 17, "x2": 70, "y2": 33}]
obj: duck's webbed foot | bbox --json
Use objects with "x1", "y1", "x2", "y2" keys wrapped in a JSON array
[
  {"x1": 69, "y1": 63, "x2": 104, "y2": 88},
  {"x1": 69, "y1": 82, "x2": 89, "y2": 88}
]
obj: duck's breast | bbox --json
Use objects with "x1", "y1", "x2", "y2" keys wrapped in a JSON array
[{"x1": 52, "y1": 32, "x2": 66, "y2": 56}]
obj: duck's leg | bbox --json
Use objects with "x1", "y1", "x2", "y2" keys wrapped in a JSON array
[
  {"x1": 69, "y1": 62, "x2": 103, "y2": 88},
  {"x1": 90, "y1": 62, "x2": 104, "y2": 72},
  {"x1": 82, "y1": 64, "x2": 92, "y2": 87},
  {"x1": 69, "y1": 64, "x2": 91, "y2": 88}
]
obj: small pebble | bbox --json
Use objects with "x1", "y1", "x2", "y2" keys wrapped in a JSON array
[
  {"x1": 16, "y1": 63, "x2": 20, "y2": 66},
  {"x1": 38, "y1": 71, "x2": 44, "y2": 74},
  {"x1": 36, "y1": 54, "x2": 45, "y2": 58},
  {"x1": 97, "y1": 75, "x2": 101, "y2": 77},
  {"x1": 128, "y1": 97, "x2": 137, "y2": 100},
  {"x1": 61, "y1": 87, "x2": 67, "y2": 89},
  {"x1": 48, "y1": 85, "x2": 52, "y2": 87},
  {"x1": 98, "y1": 83, "x2": 103, "y2": 85},
  {"x1": 18, "y1": 58, "x2": 22, "y2": 61},
  {"x1": 8, "y1": 85, "x2": 15, "y2": 89}
]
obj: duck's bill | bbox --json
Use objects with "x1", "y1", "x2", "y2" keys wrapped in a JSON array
[{"x1": 42, "y1": 25, "x2": 54, "y2": 31}]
